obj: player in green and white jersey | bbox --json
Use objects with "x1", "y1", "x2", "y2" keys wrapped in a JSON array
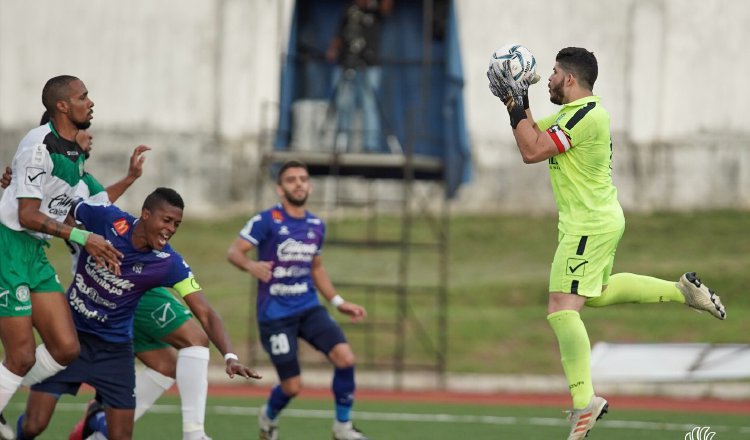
[
  {"x1": 488, "y1": 47, "x2": 727, "y2": 440},
  {"x1": 0, "y1": 75, "x2": 125, "y2": 437}
]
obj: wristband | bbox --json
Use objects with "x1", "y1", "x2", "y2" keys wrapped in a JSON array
[
  {"x1": 330, "y1": 295, "x2": 345, "y2": 308},
  {"x1": 69, "y1": 228, "x2": 91, "y2": 246},
  {"x1": 224, "y1": 353, "x2": 239, "y2": 362},
  {"x1": 507, "y1": 101, "x2": 527, "y2": 129}
]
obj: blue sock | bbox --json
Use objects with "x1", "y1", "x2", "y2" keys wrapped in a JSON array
[
  {"x1": 266, "y1": 385, "x2": 292, "y2": 420},
  {"x1": 16, "y1": 413, "x2": 33, "y2": 440},
  {"x1": 89, "y1": 410, "x2": 108, "y2": 438},
  {"x1": 332, "y1": 366, "x2": 355, "y2": 422}
]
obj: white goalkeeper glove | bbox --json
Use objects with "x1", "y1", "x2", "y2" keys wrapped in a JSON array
[{"x1": 487, "y1": 62, "x2": 536, "y2": 128}]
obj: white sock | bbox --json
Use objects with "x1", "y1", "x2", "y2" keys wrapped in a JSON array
[
  {"x1": 0, "y1": 363, "x2": 24, "y2": 412},
  {"x1": 134, "y1": 367, "x2": 176, "y2": 421},
  {"x1": 21, "y1": 344, "x2": 65, "y2": 386},
  {"x1": 176, "y1": 346, "x2": 210, "y2": 435}
]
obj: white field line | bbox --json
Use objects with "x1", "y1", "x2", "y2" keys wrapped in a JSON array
[{"x1": 19, "y1": 403, "x2": 750, "y2": 435}]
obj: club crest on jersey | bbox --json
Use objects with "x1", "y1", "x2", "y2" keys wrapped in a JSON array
[
  {"x1": 307, "y1": 229, "x2": 316, "y2": 239},
  {"x1": 113, "y1": 218, "x2": 130, "y2": 235},
  {"x1": 16, "y1": 285, "x2": 30, "y2": 302},
  {"x1": 132, "y1": 263, "x2": 144, "y2": 274},
  {"x1": 271, "y1": 210, "x2": 284, "y2": 223},
  {"x1": 279, "y1": 226, "x2": 290, "y2": 235}
]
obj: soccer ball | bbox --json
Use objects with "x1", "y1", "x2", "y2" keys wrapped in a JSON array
[{"x1": 490, "y1": 44, "x2": 537, "y2": 82}]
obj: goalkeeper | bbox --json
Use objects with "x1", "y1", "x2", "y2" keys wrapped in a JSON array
[{"x1": 487, "y1": 46, "x2": 727, "y2": 440}]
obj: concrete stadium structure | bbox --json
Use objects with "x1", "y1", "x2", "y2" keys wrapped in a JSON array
[{"x1": 1, "y1": 0, "x2": 748, "y2": 215}]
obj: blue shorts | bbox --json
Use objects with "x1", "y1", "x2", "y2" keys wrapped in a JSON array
[
  {"x1": 32, "y1": 331, "x2": 136, "y2": 409},
  {"x1": 259, "y1": 305, "x2": 347, "y2": 380}
]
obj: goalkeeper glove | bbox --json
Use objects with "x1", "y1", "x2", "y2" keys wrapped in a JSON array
[{"x1": 487, "y1": 62, "x2": 531, "y2": 129}]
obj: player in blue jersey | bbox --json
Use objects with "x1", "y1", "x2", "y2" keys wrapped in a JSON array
[
  {"x1": 14, "y1": 188, "x2": 260, "y2": 440},
  {"x1": 227, "y1": 160, "x2": 369, "y2": 440},
  {"x1": 0, "y1": 76, "x2": 124, "y2": 440}
]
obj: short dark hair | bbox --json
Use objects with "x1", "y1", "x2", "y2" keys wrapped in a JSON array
[
  {"x1": 556, "y1": 47, "x2": 598, "y2": 91},
  {"x1": 276, "y1": 160, "x2": 308, "y2": 184},
  {"x1": 41, "y1": 75, "x2": 80, "y2": 114},
  {"x1": 39, "y1": 111, "x2": 50, "y2": 125},
  {"x1": 142, "y1": 187, "x2": 184, "y2": 212}
]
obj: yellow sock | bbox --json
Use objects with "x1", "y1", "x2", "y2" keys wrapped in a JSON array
[
  {"x1": 547, "y1": 310, "x2": 593, "y2": 409},
  {"x1": 586, "y1": 272, "x2": 685, "y2": 307}
]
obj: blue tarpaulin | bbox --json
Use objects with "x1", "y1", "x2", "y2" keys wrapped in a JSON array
[{"x1": 275, "y1": 0, "x2": 471, "y2": 198}]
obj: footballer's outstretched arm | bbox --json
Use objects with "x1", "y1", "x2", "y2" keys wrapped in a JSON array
[
  {"x1": 18, "y1": 198, "x2": 123, "y2": 275},
  {"x1": 182, "y1": 289, "x2": 261, "y2": 380},
  {"x1": 311, "y1": 255, "x2": 367, "y2": 322},
  {"x1": 105, "y1": 145, "x2": 151, "y2": 202}
]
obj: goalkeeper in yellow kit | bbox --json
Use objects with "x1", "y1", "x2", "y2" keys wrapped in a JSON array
[{"x1": 487, "y1": 46, "x2": 727, "y2": 440}]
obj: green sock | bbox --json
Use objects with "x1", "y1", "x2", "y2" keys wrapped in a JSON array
[
  {"x1": 547, "y1": 310, "x2": 593, "y2": 409},
  {"x1": 586, "y1": 272, "x2": 685, "y2": 307}
]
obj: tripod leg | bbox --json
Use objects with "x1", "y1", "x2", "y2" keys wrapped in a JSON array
[
  {"x1": 330, "y1": 68, "x2": 357, "y2": 153},
  {"x1": 360, "y1": 66, "x2": 401, "y2": 154}
]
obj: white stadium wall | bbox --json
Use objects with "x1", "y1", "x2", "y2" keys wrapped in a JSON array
[{"x1": 0, "y1": 0, "x2": 748, "y2": 215}]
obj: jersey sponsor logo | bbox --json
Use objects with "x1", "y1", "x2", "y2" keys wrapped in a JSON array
[
  {"x1": 25, "y1": 167, "x2": 46, "y2": 186},
  {"x1": 47, "y1": 193, "x2": 75, "y2": 216},
  {"x1": 269, "y1": 282, "x2": 308, "y2": 296},
  {"x1": 272, "y1": 265, "x2": 311, "y2": 279},
  {"x1": 566, "y1": 258, "x2": 588, "y2": 277},
  {"x1": 113, "y1": 218, "x2": 130, "y2": 235},
  {"x1": 84, "y1": 256, "x2": 135, "y2": 296},
  {"x1": 271, "y1": 210, "x2": 284, "y2": 223},
  {"x1": 151, "y1": 302, "x2": 177, "y2": 328},
  {"x1": 72, "y1": 274, "x2": 117, "y2": 309},
  {"x1": 0, "y1": 290, "x2": 9, "y2": 308},
  {"x1": 277, "y1": 238, "x2": 317, "y2": 262},
  {"x1": 15, "y1": 285, "x2": 30, "y2": 302},
  {"x1": 68, "y1": 288, "x2": 108, "y2": 323},
  {"x1": 153, "y1": 251, "x2": 170, "y2": 259}
]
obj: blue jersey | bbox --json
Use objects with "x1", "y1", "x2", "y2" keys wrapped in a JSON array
[
  {"x1": 70, "y1": 202, "x2": 194, "y2": 342},
  {"x1": 239, "y1": 204, "x2": 325, "y2": 322}
]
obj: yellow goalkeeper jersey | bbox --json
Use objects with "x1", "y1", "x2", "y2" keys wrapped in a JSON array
[{"x1": 536, "y1": 95, "x2": 624, "y2": 235}]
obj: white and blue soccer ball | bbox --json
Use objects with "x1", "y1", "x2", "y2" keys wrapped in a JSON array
[{"x1": 490, "y1": 44, "x2": 537, "y2": 82}]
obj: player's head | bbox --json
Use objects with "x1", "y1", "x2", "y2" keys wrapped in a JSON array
[
  {"x1": 548, "y1": 47, "x2": 598, "y2": 104},
  {"x1": 41, "y1": 110, "x2": 94, "y2": 158},
  {"x1": 140, "y1": 187, "x2": 185, "y2": 250},
  {"x1": 42, "y1": 75, "x2": 94, "y2": 130},
  {"x1": 276, "y1": 160, "x2": 311, "y2": 207}
]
